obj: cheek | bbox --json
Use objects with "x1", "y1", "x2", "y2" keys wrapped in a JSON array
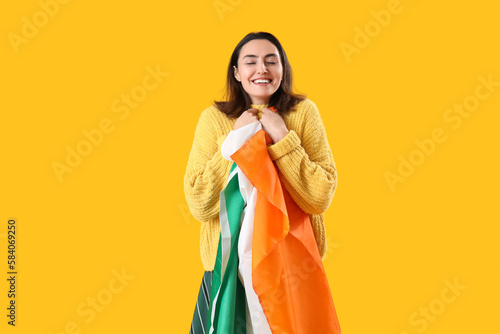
[
  {"x1": 240, "y1": 78, "x2": 253, "y2": 90},
  {"x1": 241, "y1": 70, "x2": 253, "y2": 81},
  {"x1": 275, "y1": 68, "x2": 283, "y2": 78}
]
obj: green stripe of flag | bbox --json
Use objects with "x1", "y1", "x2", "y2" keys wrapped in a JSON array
[{"x1": 207, "y1": 162, "x2": 247, "y2": 333}]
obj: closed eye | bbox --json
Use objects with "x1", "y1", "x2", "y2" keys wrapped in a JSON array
[{"x1": 245, "y1": 62, "x2": 277, "y2": 65}]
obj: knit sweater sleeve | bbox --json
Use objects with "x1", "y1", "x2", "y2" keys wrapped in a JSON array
[
  {"x1": 266, "y1": 100, "x2": 337, "y2": 215},
  {"x1": 184, "y1": 108, "x2": 232, "y2": 222}
]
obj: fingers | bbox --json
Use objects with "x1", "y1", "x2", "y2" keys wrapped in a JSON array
[
  {"x1": 262, "y1": 107, "x2": 278, "y2": 114},
  {"x1": 246, "y1": 108, "x2": 259, "y2": 122},
  {"x1": 234, "y1": 108, "x2": 259, "y2": 131}
]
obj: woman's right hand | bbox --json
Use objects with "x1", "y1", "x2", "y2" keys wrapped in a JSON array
[{"x1": 233, "y1": 108, "x2": 259, "y2": 131}]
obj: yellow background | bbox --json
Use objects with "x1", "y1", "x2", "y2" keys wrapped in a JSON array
[{"x1": 1, "y1": 0, "x2": 499, "y2": 333}]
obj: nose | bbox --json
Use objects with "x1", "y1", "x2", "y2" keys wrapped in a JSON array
[{"x1": 257, "y1": 60, "x2": 268, "y2": 74}]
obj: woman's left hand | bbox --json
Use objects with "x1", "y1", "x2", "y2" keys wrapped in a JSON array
[{"x1": 259, "y1": 108, "x2": 289, "y2": 144}]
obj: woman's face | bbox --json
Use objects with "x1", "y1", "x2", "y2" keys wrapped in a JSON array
[{"x1": 234, "y1": 39, "x2": 283, "y2": 105}]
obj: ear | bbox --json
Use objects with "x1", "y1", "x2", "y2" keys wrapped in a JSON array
[{"x1": 233, "y1": 65, "x2": 240, "y2": 82}]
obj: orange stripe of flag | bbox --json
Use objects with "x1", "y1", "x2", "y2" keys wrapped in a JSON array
[{"x1": 231, "y1": 129, "x2": 341, "y2": 334}]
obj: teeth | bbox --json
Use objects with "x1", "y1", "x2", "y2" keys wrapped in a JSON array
[{"x1": 253, "y1": 79, "x2": 270, "y2": 84}]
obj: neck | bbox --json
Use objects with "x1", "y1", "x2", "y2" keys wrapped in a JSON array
[{"x1": 251, "y1": 98, "x2": 269, "y2": 105}]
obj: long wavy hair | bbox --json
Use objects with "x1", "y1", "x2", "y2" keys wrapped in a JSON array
[{"x1": 213, "y1": 32, "x2": 306, "y2": 118}]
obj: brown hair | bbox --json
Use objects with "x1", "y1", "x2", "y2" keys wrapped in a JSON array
[{"x1": 213, "y1": 32, "x2": 306, "y2": 118}]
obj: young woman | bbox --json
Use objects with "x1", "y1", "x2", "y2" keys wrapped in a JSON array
[{"x1": 185, "y1": 32, "x2": 341, "y2": 334}]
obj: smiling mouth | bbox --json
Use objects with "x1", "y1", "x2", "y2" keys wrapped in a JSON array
[{"x1": 252, "y1": 79, "x2": 272, "y2": 85}]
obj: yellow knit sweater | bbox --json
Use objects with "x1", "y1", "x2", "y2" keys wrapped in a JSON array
[{"x1": 184, "y1": 98, "x2": 338, "y2": 271}]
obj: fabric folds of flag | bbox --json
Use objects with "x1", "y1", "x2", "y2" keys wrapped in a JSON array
[
  {"x1": 207, "y1": 162, "x2": 248, "y2": 333},
  {"x1": 208, "y1": 122, "x2": 341, "y2": 334}
]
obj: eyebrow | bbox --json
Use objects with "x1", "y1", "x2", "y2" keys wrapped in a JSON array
[{"x1": 242, "y1": 53, "x2": 279, "y2": 59}]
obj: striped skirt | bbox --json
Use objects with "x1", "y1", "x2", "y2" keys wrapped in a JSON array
[{"x1": 189, "y1": 271, "x2": 212, "y2": 334}]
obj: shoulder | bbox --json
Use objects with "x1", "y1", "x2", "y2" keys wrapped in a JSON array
[
  {"x1": 193, "y1": 105, "x2": 221, "y2": 127},
  {"x1": 292, "y1": 99, "x2": 329, "y2": 137},
  {"x1": 291, "y1": 98, "x2": 324, "y2": 125},
  {"x1": 194, "y1": 104, "x2": 232, "y2": 140},
  {"x1": 198, "y1": 104, "x2": 228, "y2": 122},
  {"x1": 200, "y1": 104, "x2": 217, "y2": 118}
]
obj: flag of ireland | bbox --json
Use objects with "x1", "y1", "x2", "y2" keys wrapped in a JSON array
[{"x1": 207, "y1": 121, "x2": 341, "y2": 334}]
